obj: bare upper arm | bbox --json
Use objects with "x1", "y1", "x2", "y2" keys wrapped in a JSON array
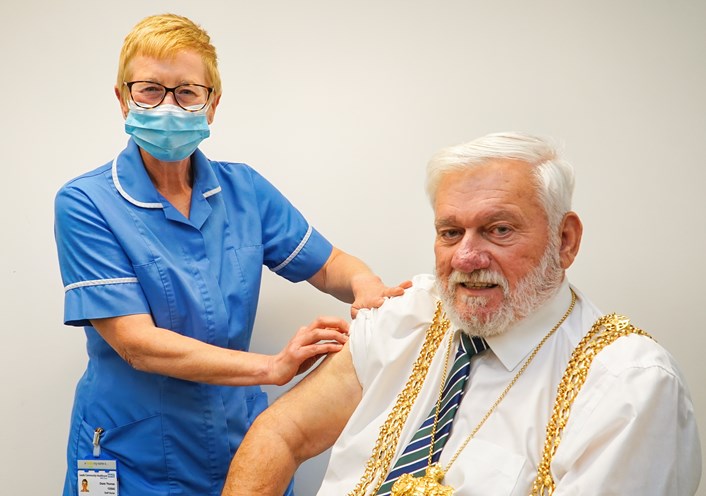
[{"x1": 259, "y1": 340, "x2": 362, "y2": 463}]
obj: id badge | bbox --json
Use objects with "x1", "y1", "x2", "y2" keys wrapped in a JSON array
[
  {"x1": 77, "y1": 427, "x2": 119, "y2": 495},
  {"x1": 77, "y1": 459, "x2": 119, "y2": 495}
]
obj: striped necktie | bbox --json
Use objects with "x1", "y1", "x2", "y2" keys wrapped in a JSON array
[{"x1": 376, "y1": 333, "x2": 488, "y2": 495}]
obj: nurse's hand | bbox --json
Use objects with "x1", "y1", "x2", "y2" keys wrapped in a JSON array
[
  {"x1": 268, "y1": 316, "x2": 350, "y2": 386},
  {"x1": 350, "y1": 275, "x2": 413, "y2": 318}
]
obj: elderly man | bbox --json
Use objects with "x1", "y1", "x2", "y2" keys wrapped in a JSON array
[{"x1": 221, "y1": 132, "x2": 701, "y2": 495}]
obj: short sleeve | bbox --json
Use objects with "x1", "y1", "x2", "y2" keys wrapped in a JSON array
[
  {"x1": 54, "y1": 185, "x2": 151, "y2": 327},
  {"x1": 249, "y1": 168, "x2": 333, "y2": 282}
]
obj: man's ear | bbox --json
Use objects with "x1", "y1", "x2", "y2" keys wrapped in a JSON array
[{"x1": 558, "y1": 211, "x2": 582, "y2": 269}]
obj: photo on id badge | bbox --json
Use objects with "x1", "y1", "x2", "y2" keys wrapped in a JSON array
[{"x1": 77, "y1": 459, "x2": 118, "y2": 495}]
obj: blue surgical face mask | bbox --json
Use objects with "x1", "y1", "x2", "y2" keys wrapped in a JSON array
[{"x1": 124, "y1": 102, "x2": 210, "y2": 162}]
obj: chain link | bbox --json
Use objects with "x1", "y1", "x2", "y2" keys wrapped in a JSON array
[
  {"x1": 347, "y1": 301, "x2": 450, "y2": 496},
  {"x1": 530, "y1": 314, "x2": 651, "y2": 495}
]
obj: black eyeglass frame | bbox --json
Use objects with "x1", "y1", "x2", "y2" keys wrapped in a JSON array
[{"x1": 124, "y1": 81, "x2": 214, "y2": 112}]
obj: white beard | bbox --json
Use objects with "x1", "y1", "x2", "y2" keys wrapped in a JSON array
[{"x1": 436, "y1": 236, "x2": 564, "y2": 338}]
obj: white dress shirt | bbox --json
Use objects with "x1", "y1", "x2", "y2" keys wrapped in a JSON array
[{"x1": 317, "y1": 274, "x2": 701, "y2": 495}]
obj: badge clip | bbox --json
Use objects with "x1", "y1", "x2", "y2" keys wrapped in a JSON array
[{"x1": 92, "y1": 427, "x2": 104, "y2": 457}]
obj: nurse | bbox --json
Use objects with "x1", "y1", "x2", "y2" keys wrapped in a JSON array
[{"x1": 54, "y1": 13, "x2": 407, "y2": 496}]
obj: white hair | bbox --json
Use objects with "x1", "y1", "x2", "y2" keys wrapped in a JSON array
[{"x1": 426, "y1": 132, "x2": 575, "y2": 230}]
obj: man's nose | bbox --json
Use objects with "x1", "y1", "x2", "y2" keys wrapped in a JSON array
[{"x1": 451, "y1": 236, "x2": 491, "y2": 272}]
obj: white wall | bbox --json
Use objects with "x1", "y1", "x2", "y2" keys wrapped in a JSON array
[{"x1": 1, "y1": 1, "x2": 704, "y2": 494}]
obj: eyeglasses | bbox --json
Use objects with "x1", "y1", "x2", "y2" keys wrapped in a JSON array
[{"x1": 124, "y1": 81, "x2": 214, "y2": 112}]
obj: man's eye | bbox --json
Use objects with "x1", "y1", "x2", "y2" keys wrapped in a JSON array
[
  {"x1": 491, "y1": 225, "x2": 512, "y2": 236},
  {"x1": 439, "y1": 229, "x2": 461, "y2": 240}
]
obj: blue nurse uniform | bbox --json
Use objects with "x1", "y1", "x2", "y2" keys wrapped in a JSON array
[{"x1": 54, "y1": 139, "x2": 333, "y2": 495}]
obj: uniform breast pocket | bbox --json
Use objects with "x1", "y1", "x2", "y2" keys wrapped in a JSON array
[
  {"x1": 224, "y1": 245, "x2": 264, "y2": 337},
  {"x1": 132, "y1": 260, "x2": 176, "y2": 330}
]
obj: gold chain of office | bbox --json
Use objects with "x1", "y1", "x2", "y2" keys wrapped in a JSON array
[
  {"x1": 347, "y1": 302, "x2": 651, "y2": 496},
  {"x1": 389, "y1": 289, "x2": 576, "y2": 495},
  {"x1": 347, "y1": 301, "x2": 451, "y2": 496},
  {"x1": 530, "y1": 313, "x2": 651, "y2": 495}
]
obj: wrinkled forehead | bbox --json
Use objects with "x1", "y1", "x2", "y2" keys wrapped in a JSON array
[
  {"x1": 434, "y1": 160, "x2": 541, "y2": 208},
  {"x1": 433, "y1": 160, "x2": 551, "y2": 233}
]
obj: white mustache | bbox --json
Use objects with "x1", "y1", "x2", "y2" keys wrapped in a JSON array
[{"x1": 448, "y1": 270, "x2": 509, "y2": 292}]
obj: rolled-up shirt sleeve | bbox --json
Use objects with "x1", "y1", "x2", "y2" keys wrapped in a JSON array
[{"x1": 552, "y1": 338, "x2": 702, "y2": 495}]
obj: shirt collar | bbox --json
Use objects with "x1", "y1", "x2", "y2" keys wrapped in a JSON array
[
  {"x1": 485, "y1": 278, "x2": 573, "y2": 371},
  {"x1": 112, "y1": 138, "x2": 221, "y2": 210}
]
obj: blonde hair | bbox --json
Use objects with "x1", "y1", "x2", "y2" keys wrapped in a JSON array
[{"x1": 116, "y1": 13, "x2": 221, "y2": 104}]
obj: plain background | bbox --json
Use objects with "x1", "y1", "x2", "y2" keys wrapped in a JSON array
[{"x1": 1, "y1": 1, "x2": 704, "y2": 494}]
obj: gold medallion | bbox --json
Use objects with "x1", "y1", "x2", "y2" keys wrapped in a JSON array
[{"x1": 391, "y1": 464, "x2": 453, "y2": 495}]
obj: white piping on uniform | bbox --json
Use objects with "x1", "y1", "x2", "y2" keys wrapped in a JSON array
[
  {"x1": 64, "y1": 277, "x2": 139, "y2": 292},
  {"x1": 203, "y1": 186, "x2": 221, "y2": 198},
  {"x1": 112, "y1": 157, "x2": 163, "y2": 209},
  {"x1": 272, "y1": 224, "x2": 312, "y2": 273}
]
